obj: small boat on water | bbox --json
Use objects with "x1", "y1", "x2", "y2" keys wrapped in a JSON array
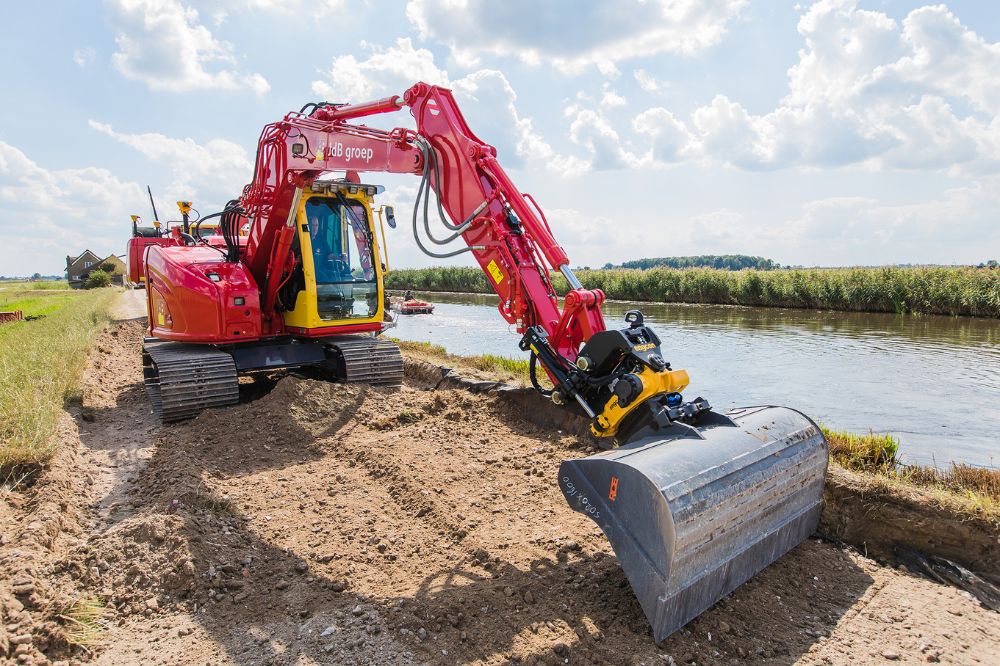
[{"x1": 399, "y1": 299, "x2": 434, "y2": 315}]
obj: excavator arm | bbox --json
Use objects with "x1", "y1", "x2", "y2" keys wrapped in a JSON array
[{"x1": 229, "y1": 83, "x2": 828, "y2": 643}]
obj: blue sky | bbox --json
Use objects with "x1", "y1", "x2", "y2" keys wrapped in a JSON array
[{"x1": 1, "y1": 0, "x2": 998, "y2": 275}]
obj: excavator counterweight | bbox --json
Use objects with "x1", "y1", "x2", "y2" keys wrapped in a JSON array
[{"x1": 137, "y1": 83, "x2": 828, "y2": 643}]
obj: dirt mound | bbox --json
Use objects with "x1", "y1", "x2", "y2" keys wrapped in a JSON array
[{"x1": 65, "y1": 514, "x2": 196, "y2": 610}]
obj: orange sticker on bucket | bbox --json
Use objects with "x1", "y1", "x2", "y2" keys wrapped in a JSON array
[{"x1": 609, "y1": 476, "x2": 619, "y2": 501}]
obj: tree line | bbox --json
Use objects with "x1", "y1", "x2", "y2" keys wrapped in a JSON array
[{"x1": 604, "y1": 255, "x2": 778, "y2": 271}]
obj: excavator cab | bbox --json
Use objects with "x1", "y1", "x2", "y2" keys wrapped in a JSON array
[{"x1": 281, "y1": 182, "x2": 386, "y2": 331}]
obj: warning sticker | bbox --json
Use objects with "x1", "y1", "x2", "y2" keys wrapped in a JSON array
[
  {"x1": 609, "y1": 476, "x2": 619, "y2": 501},
  {"x1": 486, "y1": 259, "x2": 504, "y2": 285}
]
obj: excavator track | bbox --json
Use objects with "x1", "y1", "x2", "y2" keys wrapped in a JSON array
[
  {"x1": 325, "y1": 336, "x2": 404, "y2": 387},
  {"x1": 142, "y1": 340, "x2": 240, "y2": 422}
]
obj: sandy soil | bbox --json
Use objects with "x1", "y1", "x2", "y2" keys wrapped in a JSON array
[
  {"x1": 111, "y1": 289, "x2": 147, "y2": 322},
  {"x1": 1, "y1": 320, "x2": 997, "y2": 665}
]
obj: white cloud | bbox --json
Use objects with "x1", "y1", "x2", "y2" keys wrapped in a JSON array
[
  {"x1": 311, "y1": 40, "x2": 586, "y2": 174},
  {"x1": 215, "y1": 0, "x2": 343, "y2": 13},
  {"x1": 634, "y1": 69, "x2": 668, "y2": 93},
  {"x1": 565, "y1": 97, "x2": 698, "y2": 170},
  {"x1": 545, "y1": 208, "x2": 639, "y2": 268},
  {"x1": 690, "y1": 95, "x2": 773, "y2": 169},
  {"x1": 405, "y1": 0, "x2": 747, "y2": 73},
  {"x1": 568, "y1": 110, "x2": 642, "y2": 170},
  {"x1": 678, "y1": 1, "x2": 1000, "y2": 172},
  {"x1": 311, "y1": 38, "x2": 448, "y2": 101},
  {"x1": 73, "y1": 47, "x2": 96, "y2": 68},
  {"x1": 597, "y1": 61, "x2": 621, "y2": 80},
  {"x1": 88, "y1": 120, "x2": 251, "y2": 205},
  {"x1": 0, "y1": 141, "x2": 146, "y2": 275},
  {"x1": 681, "y1": 208, "x2": 747, "y2": 252},
  {"x1": 779, "y1": 176, "x2": 1000, "y2": 264},
  {"x1": 600, "y1": 90, "x2": 627, "y2": 108},
  {"x1": 107, "y1": 0, "x2": 269, "y2": 94},
  {"x1": 450, "y1": 70, "x2": 551, "y2": 169},
  {"x1": 314, "y1": 0, "x2": 345, "y2": 17},
  {"x1": 632, "y1": 108, "x2": 695, "y2": 164},
  {"x1": 649, "y1": 173, "x2": 1000, "y2": 267}
]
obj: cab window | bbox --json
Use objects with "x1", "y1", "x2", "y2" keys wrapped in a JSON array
[{"x1": 304, "y1": 197, "x2": 378, "y2": 320}]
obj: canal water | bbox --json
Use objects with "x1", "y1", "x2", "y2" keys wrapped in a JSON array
[{"x1": 390, "y1": 292, "x2": 999, "y2": 468}]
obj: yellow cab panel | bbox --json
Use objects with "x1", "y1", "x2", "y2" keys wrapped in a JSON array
[{"x1": 280, "y1": 184, "x2": 385, "y2": 332}]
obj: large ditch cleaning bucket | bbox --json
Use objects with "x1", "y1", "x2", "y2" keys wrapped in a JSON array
[{"x1": 559, "y1": 405, "x2": 827, "y2": 643}]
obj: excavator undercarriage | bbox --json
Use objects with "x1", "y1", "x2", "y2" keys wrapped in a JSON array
[{"x1": 142, "y1": 336, "x2": 403, "y2": 422}]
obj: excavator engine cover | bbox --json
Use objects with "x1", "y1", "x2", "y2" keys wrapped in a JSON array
[{"x1": 559, "y1": 405, "x2": 827, "y2": 643}]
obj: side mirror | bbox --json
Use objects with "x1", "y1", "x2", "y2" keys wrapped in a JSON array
[{"x1": 384, "y1": 206, "x2": 396, "y2": 229}]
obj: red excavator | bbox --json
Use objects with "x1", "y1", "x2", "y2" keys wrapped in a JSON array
[{"x1": 141, "y1": 83, "x2": 827, "y2": 642}]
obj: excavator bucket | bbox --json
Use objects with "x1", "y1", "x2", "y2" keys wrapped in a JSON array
[{"x1": 559, "y1": 405, "x2": 827, "y2": 643}]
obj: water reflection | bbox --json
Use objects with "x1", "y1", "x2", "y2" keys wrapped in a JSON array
[{"x1": 390, "y1": 292, "x2": 1000, "y2": 468}]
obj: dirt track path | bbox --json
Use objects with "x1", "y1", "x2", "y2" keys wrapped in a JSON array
[
  {"x1": 111, "y1": 288, "x2": 147, "y2": 321},
  {"x1": 3, "y1": 317, "x2": 998, "y2": 665}
]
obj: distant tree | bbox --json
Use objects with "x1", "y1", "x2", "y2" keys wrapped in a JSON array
[
  {"x1": 31, "y1": 272, "x2": 41, "y2": 281},
  {"x1": 83, "y1": 269, "x2": 112, "y2": 289},
  {"x1": 613, "y1": 255, "x2": 778, "y2": 271}
]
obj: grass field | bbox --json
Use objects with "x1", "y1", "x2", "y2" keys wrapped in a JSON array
[
  {"x1": 0, "y1": 287, "x2": 117, "y2": 474},
  {"x1": 0, "y1": 280, "x2": 70, "y2": 291},
  {"x1": 386, "y1": 266, "x2": 1000, "y2": 317}
]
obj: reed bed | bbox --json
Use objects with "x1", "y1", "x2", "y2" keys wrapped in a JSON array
[
  {"x1": 822, "y1": 427, "x2": 900, "y2": 472},
  {"x1": 386, "y1": 266, "x2": 1000, "y2": 317}
]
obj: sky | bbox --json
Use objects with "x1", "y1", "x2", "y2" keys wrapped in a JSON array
[{"x1": 0, "y1": 0, "x2": 998, "y2": 276}]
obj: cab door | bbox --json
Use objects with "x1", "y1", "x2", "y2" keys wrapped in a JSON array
[{"x1": 280, "y1": 192, "x2": 385, "y2": 333}]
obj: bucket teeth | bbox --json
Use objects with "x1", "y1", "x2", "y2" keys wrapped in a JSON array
[{"x1": 559, "y1": 405, "x2": 828, "y2": 643}]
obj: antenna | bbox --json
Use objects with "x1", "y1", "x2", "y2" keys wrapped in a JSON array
[{"x1": 147, "y1": 186, "x2": 160, "y2": 223}]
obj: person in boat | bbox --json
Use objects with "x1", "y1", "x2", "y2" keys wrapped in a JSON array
[{"x1": 403, "y1": 289, "x2": 413, "y2": 301}]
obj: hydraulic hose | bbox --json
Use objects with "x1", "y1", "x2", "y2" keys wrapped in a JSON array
[
  {"x1": 529, "y1": 352, "x2": 553, "y2": 397},
  {"x1": 415, "y1": 140, "x2": 463, "y2": 244},
  {"x1": 410, "y1": 137, "x2": 481, "y2": 258}
]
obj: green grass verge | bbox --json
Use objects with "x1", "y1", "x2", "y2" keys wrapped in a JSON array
[
  {"x1": 391, "y1": 338, "x2": 533, "y2": 386},
  {"x1": 386, "y1": 266, "x2": 1000, "y2": 317},
  {"x1": 822, "y1": 426, "x2": 900, "y2": 472},
  {"x1": 0, "y1": 288, "x2": 117, "y2": 471},
  {"x1": 821, "y1": 427, "x2": 997, "y2": 505}
]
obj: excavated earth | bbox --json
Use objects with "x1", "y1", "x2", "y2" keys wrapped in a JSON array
[{"x1": 1, "y1": 320, "x2": 998, "y2": 665}]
